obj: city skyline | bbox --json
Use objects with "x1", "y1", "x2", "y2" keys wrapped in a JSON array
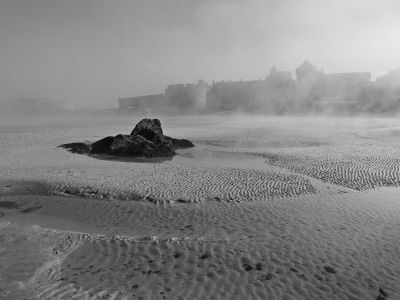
[{"x1": 1, "y1": 0, "x2": 400, "y2": 108}]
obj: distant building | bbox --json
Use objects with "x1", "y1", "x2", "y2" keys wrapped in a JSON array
[
  {"x1": 376, "y1": 68, "x2": 400, "y2": 87},
  {"x1": 268, "y1": 66, "x2": 292, "y2": 83},
  {"x1": 206, "y1": 79, "x2": 263, "y2": 112},
  {"x1": 323, "y1": 72, "x2": 371, "y2": 104},
  {"x1": 296, "y1": 60, "x2": 323, "y2": 82},
  {"x1": 295, "y1": 61, "x2": 326, "y2": 111},
  {"x1": 295, "y1": 60, "x2": 373, "y2": 113},
  {"x1": 265, "y1": 67, "x2": 296, "y2": 113},
  {"x1": 206, "y1": 67, "x2": 295, "y2": 114},
  {"x1": 118, "y1": 80, "x2": 208, "y2": 113},
  {"x1": 325, "y1": 72, "x2": 371, "y2": 83},
  {"x1": 165, "y1": 80, "x2": 208, "y2": 112},
  {"x1": 364, "y1": 68, "x2": 400, "y2": 113},
  {"x1": 116, "y1": 62, "x2": 400, "y2": 115}
]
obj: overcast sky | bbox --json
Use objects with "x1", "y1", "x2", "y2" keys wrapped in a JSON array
[{"x1": 1, "y1": 0, "x2": 400, "y2": 108}]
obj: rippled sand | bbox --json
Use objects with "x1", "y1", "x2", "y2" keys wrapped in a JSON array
[{"x1": 1, "y1": 114, "x2": 400, "y2": 299}]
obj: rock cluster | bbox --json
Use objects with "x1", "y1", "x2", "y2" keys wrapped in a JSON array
[{"x1": 60, "y1": 118, "x2": 194, "y2": 158}]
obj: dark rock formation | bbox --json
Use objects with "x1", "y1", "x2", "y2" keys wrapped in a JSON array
[
  {"x1": 130, "y1": 118, "x2": 164, "y2": 142},
  {"x1": 166, "y1": 137, "x2": 195, "y2": 149},
  {"x1": 91, "y1": 136, "x2": 115, "y2": 154},
  {"x1": 60, "y1": 118, "x2": 194, "y2": 158},
  {"x1": 60, "y1": 142, "x2": 91, "y2": 154}
]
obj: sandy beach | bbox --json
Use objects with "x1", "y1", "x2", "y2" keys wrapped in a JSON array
[{"x1": 1, "y1": 114, "x2": 400, "y2": 299}]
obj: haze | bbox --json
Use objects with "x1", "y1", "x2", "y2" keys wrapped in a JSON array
[{"x1": 1, "y1": 0, "x2": 400, "y2": 108}]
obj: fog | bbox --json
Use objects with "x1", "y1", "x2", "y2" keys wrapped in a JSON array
[{"x1": 1, "y1": 0, "x2": 400, "y2": 110}]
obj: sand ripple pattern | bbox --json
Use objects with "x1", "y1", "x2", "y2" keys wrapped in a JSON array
[
  {"x1": 248, "y1": 151, "x2": 400, "y2": 191},
  {"x1": 1, "y1": 160, "x2": 316, "y2": 203},
  {"x1": 34, "y1": 229, "x2": 400, "y2": 300},
  {"x1": 27, "y1": 191, "x2": 400, "y2": 300},
  {"x1": 46, "y1": 167, "x2": 315, "y2": 202},
  {"x1": 2, "y1": 191, "x2": 400, "y2": 299}
]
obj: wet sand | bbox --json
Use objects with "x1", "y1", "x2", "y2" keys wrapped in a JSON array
[{"x1": 1, "y1": 115, "x2": 400, "y2": 299}]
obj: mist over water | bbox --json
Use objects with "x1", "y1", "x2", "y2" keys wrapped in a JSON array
[{"x1": 1, "y1": 0, "x2": 400, "y2": 111}]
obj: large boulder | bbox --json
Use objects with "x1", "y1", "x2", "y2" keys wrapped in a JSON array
[
  {"x1": 130, "y1": 118, "x2": 164, "y2": 143},
  {"x1": 130, "y1": 118, "x2": 194, "y2": 150},
  {"x1": 60, "y1": 118, "x2": 194, "y2": 158}
]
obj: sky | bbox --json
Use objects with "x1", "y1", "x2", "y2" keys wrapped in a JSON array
[{"x1": 1, "y1": 0, "x2": 400, "y2": 108}]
